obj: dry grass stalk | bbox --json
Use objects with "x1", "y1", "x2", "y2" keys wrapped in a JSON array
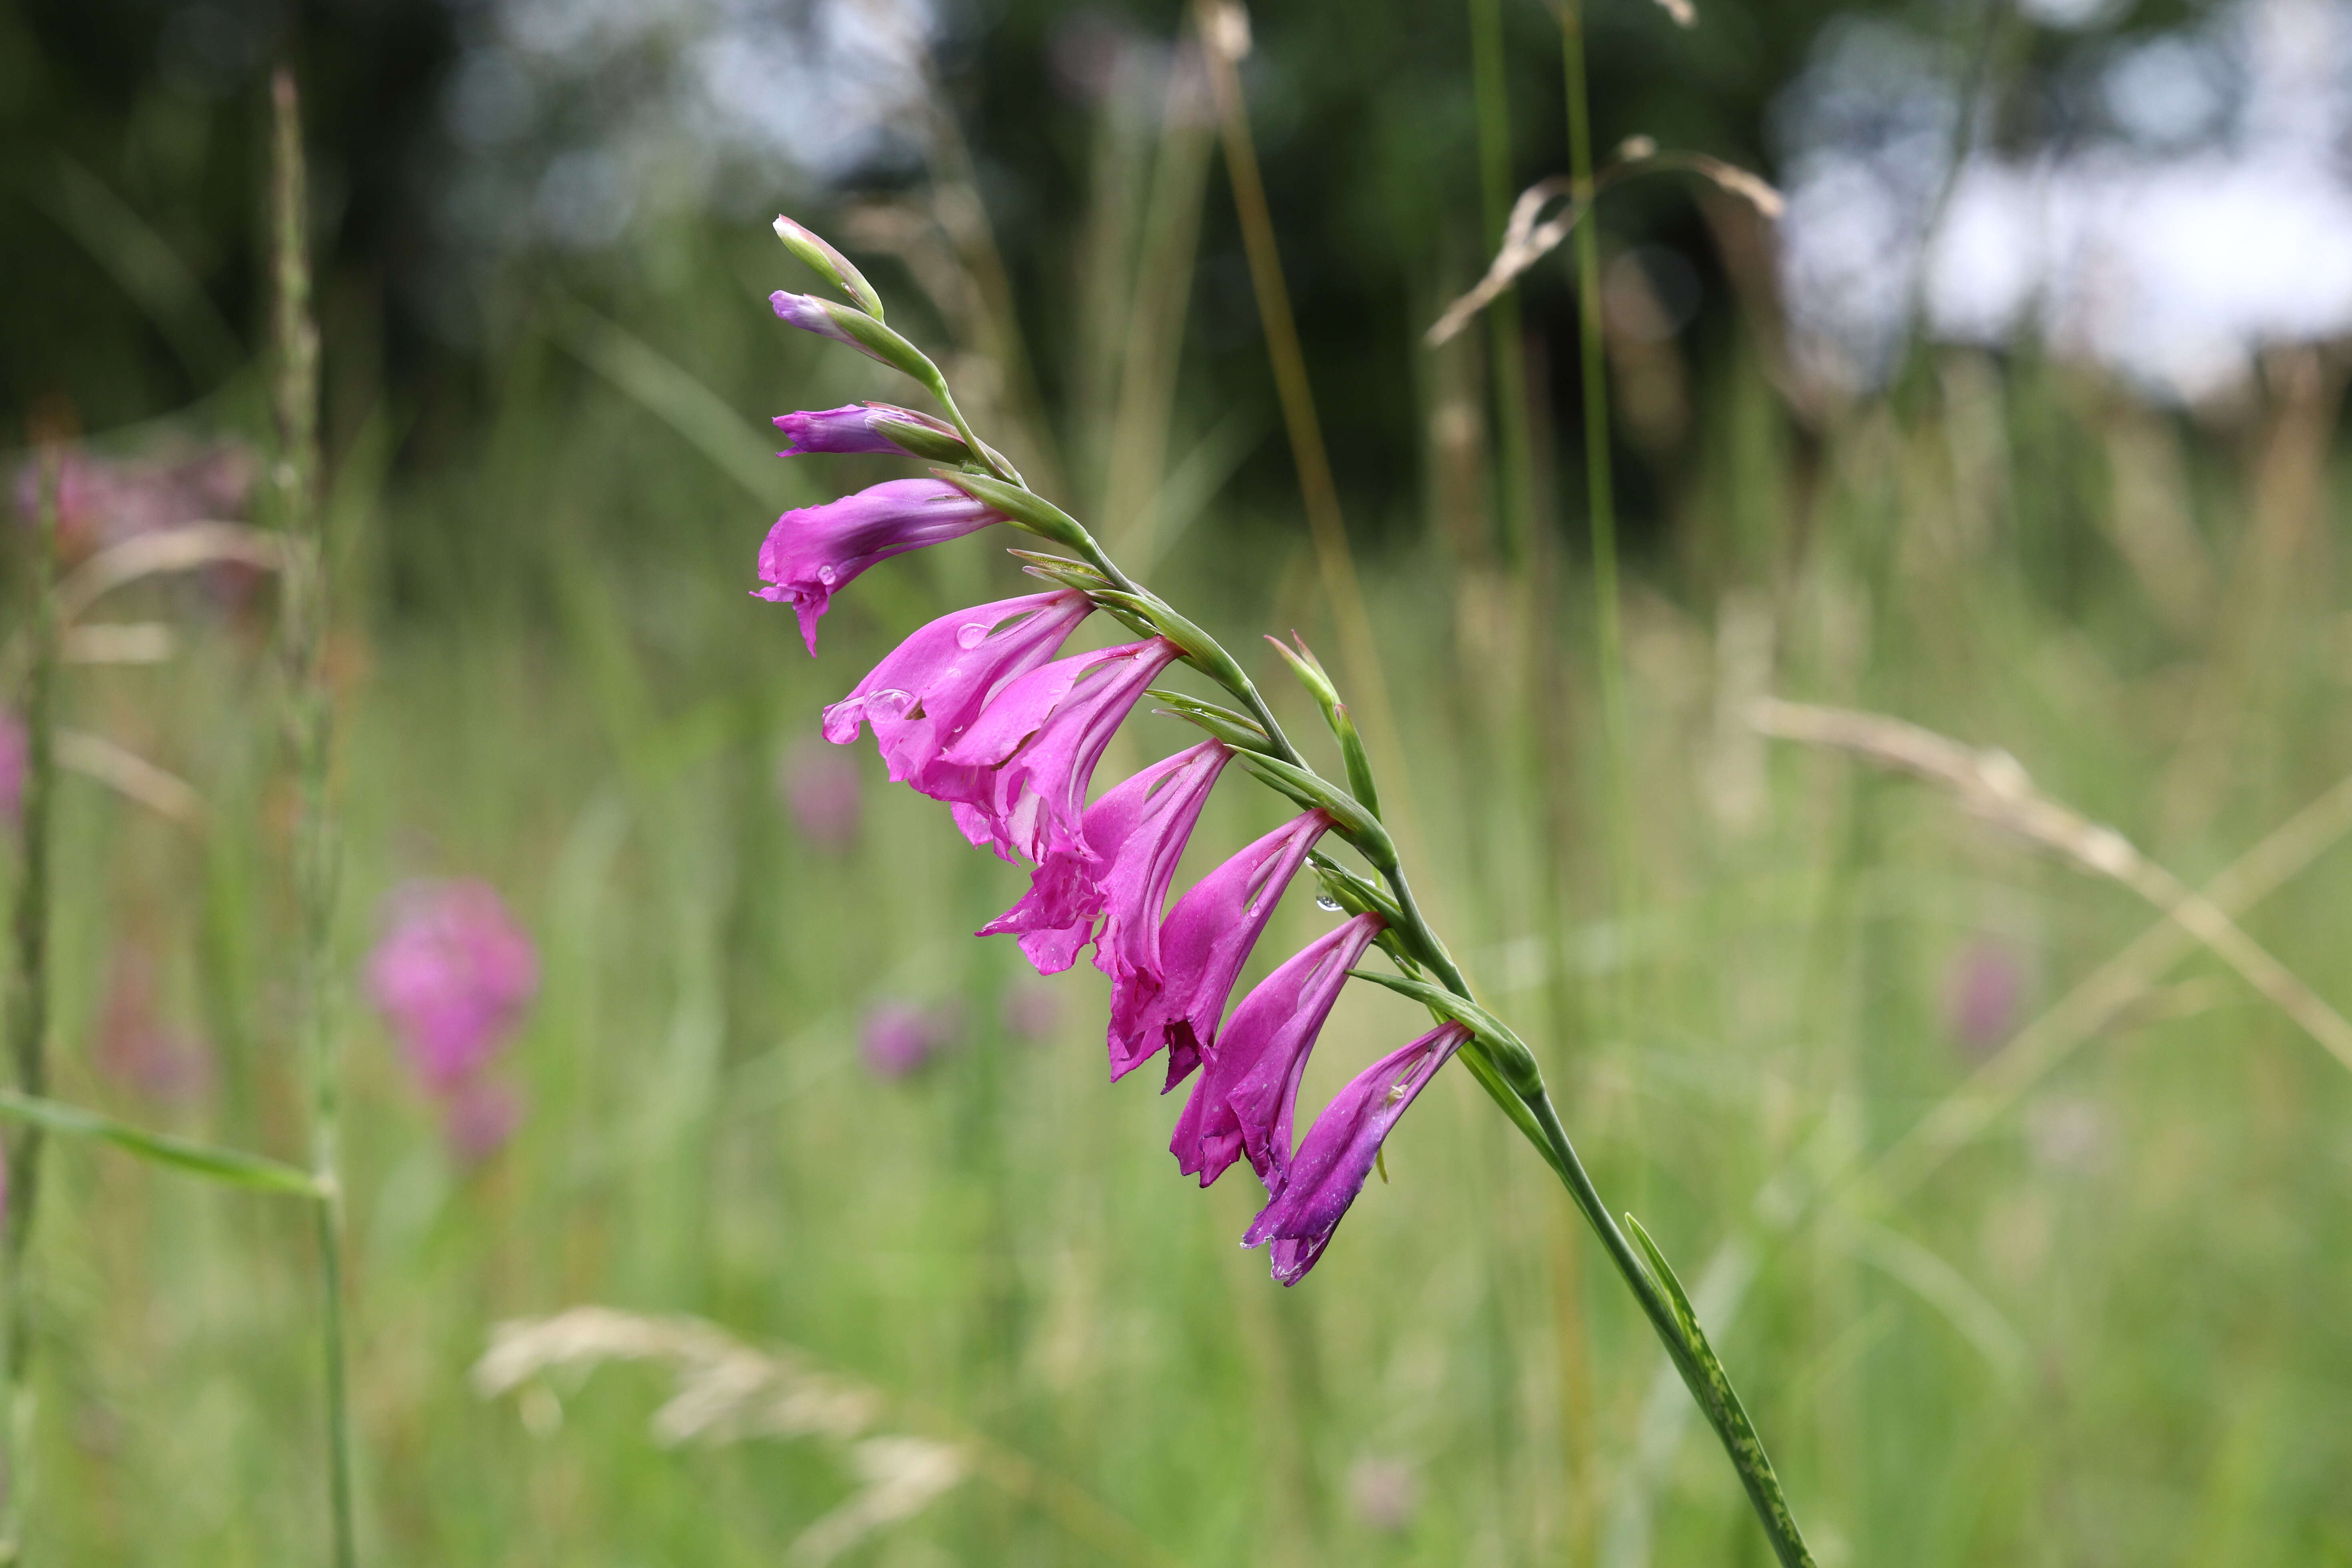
[
  {"x1": 1751, "y1": 697, "x2": 2352, "y2": 1078},
  {"x1": 1426, "y1": 146, "x2": 1782, "y2": 348},
  {"x1": 56, "y1": 731, "x2": 204, "y2": 826},
  {"x1": 476, "y1": 1308, "x2": 1180, "y2": 1568}
]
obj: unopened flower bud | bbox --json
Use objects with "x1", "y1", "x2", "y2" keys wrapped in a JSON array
[
  {"x1": 773, "y1": 214, "x2": 884, "y2": 317},
  {"x1": 770, "y1": 292, "x2": 936, "y2": 384}
]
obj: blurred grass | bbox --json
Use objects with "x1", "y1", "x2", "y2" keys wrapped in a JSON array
[{"x1": 10, "y1": 53, "x2": 2352, "y2": 1568}]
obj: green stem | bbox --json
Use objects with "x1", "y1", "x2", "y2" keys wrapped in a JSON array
[
  {"x1": 271, "y1": 66, "x2": 357, "y2": 1568},
  {"x1": 0, "y1": 435, "x2": 63, "y2": 1561},
  {"x1": 1469, "y1": 0, "x2": 1538, "y2": 570},
  {"x1": 1558, "y1": 0, "x2": 1636, "y2": 924}
]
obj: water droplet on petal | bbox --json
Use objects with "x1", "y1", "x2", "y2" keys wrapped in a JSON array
[
  {"x1": 1314, "y1": 893, "x2": 1343, "y2": 912},
  {"x1": 816, "y1": 564, "x2": 838, "y2": 585},
  {"x1": 957, "y1": 621, "x2": 991, "y2": 648}
]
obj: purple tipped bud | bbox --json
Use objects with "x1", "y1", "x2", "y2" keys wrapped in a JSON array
[
  {"x1": 769, "y1": 292, "x2": 934, "y2": 382},
  {"x1": 774, "y1": 404, "x2": 970, "y2": 463}
]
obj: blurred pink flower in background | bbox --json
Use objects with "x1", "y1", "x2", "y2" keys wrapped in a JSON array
[
  {"x1": 94, "y1": 945, "x2": 212, "y2": 1106},
  {"x1": 781, "y1": 736, "x2": 863, "y2": 849},
  {"x1": 1347, "y1": 1455, "x2": 1423, "y2": 1534},
  {"x1": 366, "y1": 879, "x2": 536, "y2": 1157},
  {"x1": 0, "y1": 713, "x2": 23, "y2": 825},
  {"x1": 442, "y1": 1077, "x2": 527, "y2": 1164},
  {"x1": 861, "y1": 1000, "x2": 959, "y2": 1079},
  {"x1": 999, "y1": 979, "x2": 1060, "y2": 1043},
  {"x1": 1941, "y1": 935, "x2": 2025, "y2": 1060},
  {"x1": 11, "y1": 443, "x2": 256, "y2": 558}
]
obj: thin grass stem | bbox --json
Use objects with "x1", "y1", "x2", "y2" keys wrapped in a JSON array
[
  {"x1": 1189, "y1": 0, "x2": 1423, "y2": 851},
  {"x1": 1556, "y1": 0, "x2": 1638, "y2": 932},
  {"x1": 270, "y1": 66, "x2": 357, "y2": 1568},
  {"x1": 0, "y1": 429, "x2": 64, "y2": 1562}
]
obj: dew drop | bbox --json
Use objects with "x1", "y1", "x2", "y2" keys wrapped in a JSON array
[
  {"x1": 817, "y1": 564, "x2": 839, "y2": 585},
  {"x1": 957, "y1": 621, "x2": 990, "y2": 649},
  {"x1": 1314, "y1": 893, "x2": 1343, "y2": 912}
]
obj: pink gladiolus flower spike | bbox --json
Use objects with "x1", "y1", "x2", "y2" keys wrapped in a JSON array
[
  {"x1": 757, "y1": 478, "x2": 1005, "y2": 654},
  {"x1": 981, "y1": 738, "x2": 1232, "y2": 976},
  {"x1": 936, "y1": 635, "x2": 1182, "y2": 875},
  {"x1": 1243, "y1": 1020, "x2": 1470, "y2": 1285},
  {"x1": 1170, "y1": 911, "x2": 1385, "y2": 1188},
  {"x1": 823, "y1": 590, "x2": 1095, "y2": 789},
  {"x1": 1112, "y1": 808, "x2": 1334, "y2": 1088}
]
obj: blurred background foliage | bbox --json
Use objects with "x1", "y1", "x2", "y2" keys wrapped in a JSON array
[{"x1": 6, "y1": 0, "x2": 2352, "y2": 1563}]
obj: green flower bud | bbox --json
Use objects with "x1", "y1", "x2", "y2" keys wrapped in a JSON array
[{"x1": 773, "y1": 214, "x2": 885, "y2": 317}]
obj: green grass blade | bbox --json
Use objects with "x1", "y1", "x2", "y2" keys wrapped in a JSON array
[{"x1": 0, "y1": 1090, "x2": 321, "y2": 1198}]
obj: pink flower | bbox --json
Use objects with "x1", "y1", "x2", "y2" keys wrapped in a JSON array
[
  {"x1": 781, "y1": 737, "x2": 863, "y2": 848},
  {"x1": 1941, "y1": 936, "x2": 2024, "y2": 1059},
  {"x1": 0, "y1": 713, "x2": 23, "y2": 825},
  {"x1": 1170, "y1": 913, "x2": 1383, "y2": 1188},
  {"x1": 757, "y1": 478, "x2": 1005, "y2": 654},
  {"x1": 366, "y1": 880, "x2": 538, "y2": 1094},
  {"x1": 935, "y1": 637, "x2": 1181, "y2": 885},
  {"x1": 442, "y1": 1077, "x2": 526, "y2": 1164},
  {"x1": 774, "y1": 403, "x2": 963, "y2": 458},
  {"x1": 980, "y1": 739, "x2": 1230, "y2": 975},
  {"x1": 1000, "y1": 979, "x2": 1061, "y2": 1042},
  {"x1": 94, "y1": 944, "x2": 212, "y2": 1106},
  {"x1": 823, "y1": 590, "x2": 1094, "y2": 791},
  {"x1": 1243, "y1": 1021, "x2": 1469, "y2": 1285},
  {"x1": 1110, "y1": 809, "x2": 1332, "y2": 1088},
  {"x1": 12, "y1": 442, "x2": 256, "y2": 556},
  {"x1": 861, "y1": 1000, "x2": 958, "y2": 1079},
  {"x1": 1347, "y1": 1456, "x2": 1424, "y2": 1534}
]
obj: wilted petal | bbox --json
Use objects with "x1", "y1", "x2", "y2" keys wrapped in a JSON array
[
  {"x1": 1242, "y1": 1021, "x2": 1468, "y2": 1285},
  {"x1": 1170, "y1": 912, "x2": 1383, "y2": 1187},
  {"x1": 981, "y1": 739, "x2": 1230, "y2": 975},
  {"x1": 823, "y1": 590, "x2": 1092, "y2": 794},
  {"x1": 938, "y1": 638, "x2": 1180, "y2": 877},
  {"x1": 756, "y1": 478, "x2": 1004, "y2": 654},
  {"x1": 1110, "y1": 809, "x2": 1331, "y2": 1087}
]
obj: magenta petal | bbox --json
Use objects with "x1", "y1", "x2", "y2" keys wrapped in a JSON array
[
  {"x1": 757, "y1": 478, "x2": 1004, "y2": 653},
  {"x1": 1109, "y1": 809, "x2": 1332, "y2": 1086},
  {"x1": 1242, "y1": 1021, "x2": 1469, "y2": 1285},
  {"x1": 1170, "y1": 913, "x2": 1384, "y2": 1188},
  {"x1": 939, "y1": 638, "x2": 1181, "y2": 874},
  {"x1": 983, "y1": 740, "x2": 1232, "y2": 977},
  {"x1": 823, "y1": 590, "x2": 1093, "y2": 787}
]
